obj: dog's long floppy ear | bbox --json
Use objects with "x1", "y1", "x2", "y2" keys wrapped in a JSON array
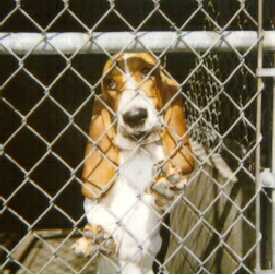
[
  {"x1": 81, "y1": 97, "x2": 118, "y2": 200},
  {"x1": 160, "y1": 70, "x2": 195, "y2": 176}
]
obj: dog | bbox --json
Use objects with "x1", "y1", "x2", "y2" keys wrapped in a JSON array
[{"x1": 73, "y1": 53, "x2": 194, "y2": 273}]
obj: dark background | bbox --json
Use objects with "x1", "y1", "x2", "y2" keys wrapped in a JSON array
[{"x1": 0, "y1": 0, "x2": 274, "y2": 270}]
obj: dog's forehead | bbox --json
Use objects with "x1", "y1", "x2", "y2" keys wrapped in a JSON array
[{"x1": 103, "y1": 53, "x2": 157, "y2": 74}]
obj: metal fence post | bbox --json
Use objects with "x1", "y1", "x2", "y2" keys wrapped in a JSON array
[
  {"x1": 0, "y1": 0, "x2": 267, "y2": 272},
  {"x1": 256, "y1": 0, "x2": 263, "y2": 271},
  {"x1": 272, "y1": 54, "x2": 275, "y2": 270}
]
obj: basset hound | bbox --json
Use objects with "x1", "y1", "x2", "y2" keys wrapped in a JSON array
[{"x1": 73, "y1": 53, "x2": 195, "y2": 273}]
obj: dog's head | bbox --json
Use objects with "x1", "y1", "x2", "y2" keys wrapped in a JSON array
[
  {"x1": 101, "y1": 53, "x2": 163, "y2": 143},
  {"x1": 82, "y1": 53, "x2": 194, "y2": 199}
]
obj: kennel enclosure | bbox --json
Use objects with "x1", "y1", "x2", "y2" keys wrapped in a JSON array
[{"x1": 1, "y1": 0, "x2": 275, "y2": 273}]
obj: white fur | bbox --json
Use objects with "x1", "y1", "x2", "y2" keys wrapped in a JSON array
[
  {"x1": 116, "y1": 55, "x2": 161, "y2": 136},
  {"x1": 84, "y1": 55, "x2": 164, "y2": 273},
  {"x1": 85, "y1": 142, "x2": 165, "y2": 273}
]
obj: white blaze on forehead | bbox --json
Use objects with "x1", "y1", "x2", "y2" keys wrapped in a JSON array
[{"x1": 123, "y1": 54, "x2": 137, "y2": 91}]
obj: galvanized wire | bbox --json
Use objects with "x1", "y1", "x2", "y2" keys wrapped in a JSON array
[{"x1": 0, "y1": 0, "x2": 263, "y2": 273}]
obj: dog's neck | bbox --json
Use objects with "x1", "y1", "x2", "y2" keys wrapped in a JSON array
[{"x1": 117, "y1": 138, "x2": 165, "y2": 196}]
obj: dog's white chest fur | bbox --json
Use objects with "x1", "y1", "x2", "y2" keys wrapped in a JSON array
[{"x1": 84, "y1": 141, "x2": 164, "y2": 273}]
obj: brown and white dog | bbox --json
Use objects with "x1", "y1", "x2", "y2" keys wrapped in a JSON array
[{"x1": 73, "y1": 53, "x2": 194, "y2": 273}]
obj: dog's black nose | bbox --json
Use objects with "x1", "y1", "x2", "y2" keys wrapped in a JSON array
[{"x1": 123, "y1": 108, "x2": 148, "y2": 127}]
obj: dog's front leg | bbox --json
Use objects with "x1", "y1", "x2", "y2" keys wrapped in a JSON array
[{"x1": 118, "y1": 261, "x2": 146, "y2": 274}]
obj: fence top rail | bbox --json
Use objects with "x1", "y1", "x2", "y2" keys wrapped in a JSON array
[{"x1": 0, "y1": 31, "x2": 274, "y2": 55}]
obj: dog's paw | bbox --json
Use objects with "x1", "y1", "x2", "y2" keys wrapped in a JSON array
[
  {"x1": 151, "y1": 173, "x2": 187, "y2": 211},
  {"x1": 152, "y1": 177, "x2": 176, "y2": 199},
  {"x1": 83, "y1": 224, "x2": 104, "y2": 241},
  {"x1": 99, "y1": 237, "x2": 117, "y2": 256},
  {"x1": 167, "y1": 173, "x2": 188, "y2": 190},
  {"x1": 72, "y1": 237, "x2": 95, "y2": 257},
  {"x1": 152, "y1": 174, "x2": 187, "y2": 198},
  {"x1": 73, "y1": 224, "x2": 116, "y2": 257}
]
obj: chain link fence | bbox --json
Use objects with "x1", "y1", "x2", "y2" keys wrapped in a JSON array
[{"x1": 0, "y1": 0, "x2": 275, "y2": 273}]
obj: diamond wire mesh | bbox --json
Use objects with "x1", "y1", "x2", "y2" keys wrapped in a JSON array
[{"x1": 0, "y1": 0, "x2": 267, "y2": 273}]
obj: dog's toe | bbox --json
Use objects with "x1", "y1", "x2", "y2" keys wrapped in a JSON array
[
  {"x1": 84, "y1": 224, "x2": 104, "y2": 241},
  {"x1": 99, "y1": 237, "x2": 116, "y2": 256},
  {"x1": 72, "y1": 237, "x2": 94, "y2": 257},
  {"x1": 75, "y1": 224, "x2": 116, "y2": 257},
  {"x1": 152, "y1": 177, "x2": 176, "y2": 199}
]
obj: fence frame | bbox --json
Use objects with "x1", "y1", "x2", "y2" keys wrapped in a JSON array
[
  {"x1": 1, "y1": 0, "x2": 275, "y2": 272},
  {"x1": 0, "y1": 31, "x2": 275, "y2": 55}
]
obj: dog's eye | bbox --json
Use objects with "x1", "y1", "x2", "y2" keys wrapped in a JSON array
[
  {"x1": 105, "y1": 78, "x2": 116, "y2": 90},
  {"x1": 141, "y1": 67, "x2": 152, "y2": 79}
]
